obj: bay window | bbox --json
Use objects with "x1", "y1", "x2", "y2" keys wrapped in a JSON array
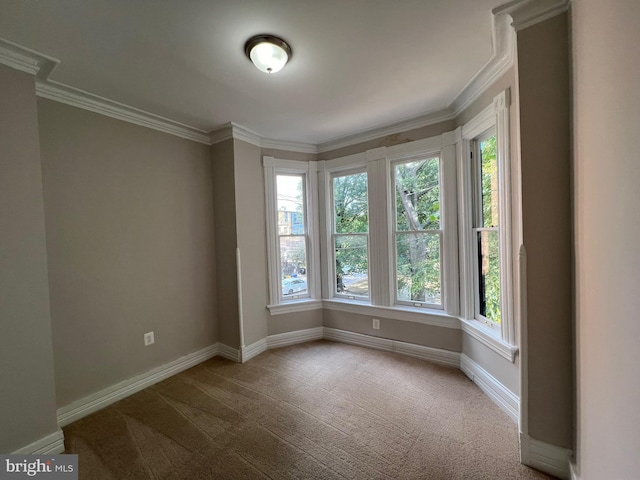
[{"x1": 264, "y1": 90, "x2": 516, "y2": 357}]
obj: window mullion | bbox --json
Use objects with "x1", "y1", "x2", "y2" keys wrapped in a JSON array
[{"x1": 367, "y1": 156, "x2": 389, "y2": 306}]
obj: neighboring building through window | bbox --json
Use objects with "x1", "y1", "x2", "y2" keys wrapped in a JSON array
[{"x1": 277, "y1": 174, "x2": 308, "y2": 300}]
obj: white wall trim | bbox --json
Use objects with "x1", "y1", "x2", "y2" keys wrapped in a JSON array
[
  {"x1": 36, "y1": 81, "x2": 210, "y2": 144},
  {"x1": 520, "y1": 432, "x2": 572, "y2": 480},
  {"x1": 12, "y1": 428, "x2": 65, "y2": 455},
  {"x1": 493, "y1": 0, "x2": 570, "y2": 32},
  {"x1": 267, "y1": 300, "x2": 323, "y2": 315},
  {"x1": 218, "y1": 343, "x2": 240, "y2": 362},
  {"x1": 316, "y1": 108, "x2": 456, "y2": 154},
  {"x1": 56, "y1": 343, "x2": 219, "y2": 426},
  {"x1": 323, "y1": 327, "x2": 460, "y2": 368},
  {"x1": 211, "y1": 122, "x2": 318, "y2": 154},
  {"x1": 460, "y1": 353, "x2": 519, "y2": 422},
  {"x1": 461, "y1": 319, "x2": 519, "y2": 362},
  {"x1": 266, "y1": 327, "x2": 324, "y2": 349},
  {"x1": 2, "y1": 10, "x2": 516, "y2": 155},
  {"x1": 569, "y1": 460, "x2": 580, "y2": 480},
  {"x1": 450, "y1": 14, "x2": 515, "y2": 115},
  {"x1": 0, "y1": 37, "x2": 59, "y2": 79},
  {"x1": 242, "y1": 338, "x2": 268, "y2": 362}
]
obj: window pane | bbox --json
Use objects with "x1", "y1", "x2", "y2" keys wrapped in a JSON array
[
  {"x1": 277, "y1": 175, "x2": 305, "y2": 234},
  {"x1": 333, "y1": 172, "x2": 368, "y2": 234},
  {"x1": 480, "y1": 135, "x2": 498, "y2": 228},
  {"x1": 280, "y1": 236, "x2": 307, "y2": 297},
  {"x1": 477, "y1": 230, "x2": 500, "y2": 324},
  {"x1": 335, "y1": 235, "x2": 368, "y2": 296},
  {"x1": 396, "y1": 232, "x2": 441, "y2": 304},
  {"x1": 395, "y1": 157, "x2": 440, "y2": 231}
]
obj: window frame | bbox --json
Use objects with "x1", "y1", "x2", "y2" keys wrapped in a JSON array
[
  {"x1": 390, "y1": 154, "x2": 445, "y2": 310},
  {"x1": 458, "y1": 89, "x2": 517, "y2": 362},
  {"x1": 472, "y1": 129, "x2": 501, "y2": 331},
  {"x1": 264, "y1": 157, "x2": 321, "y2": 312},
  {"x1": 318, "y1": 136, "x2": 458, "y2": 322},
  {"x1": 330, "y1": 167, "x2": 371, "y2": 301},
  {"x1": 276, "y1": 173, "x2": 310, "y2": 302}
]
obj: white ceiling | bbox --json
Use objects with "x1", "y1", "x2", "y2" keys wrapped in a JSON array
[{"x1": 0, "y1": 0, "x2": 509, "y2": 144}]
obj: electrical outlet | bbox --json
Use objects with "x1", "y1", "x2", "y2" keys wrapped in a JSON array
[
  {"x1": 144, "y1": 331, "x2": 155, "y2": 346},
  {"x1": 372, "y1": 318, "x2": 380, "y2": 330}
]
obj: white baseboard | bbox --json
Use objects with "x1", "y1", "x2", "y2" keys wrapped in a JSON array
[
  {"x1": 520, "y1": 432, "x2": 572, "y2": 480},
  {"x1": 218, "y1": 343, "x2": 240, "y2": 362},
  {"x1": 242, "y1": 338, "x2": 267, "y2": 362},
  {"x1": 13, "y1": 428, "x2": 65, "y2": 454},
  {"x1": 57, "y1": 343, "x2": 219, "y2": 427},
  {"x1": 460, "y1": 353, "x2": 519, "y2": 423},
  {"x1": 569, "y1": 460, "x2": 580, "y2": 480},
  {"x1": 323, "y1": 327, "x2": 461, "y2": 368},
  {"x1": 267, "y1": 327, "x2": 324, "y2": 349}
]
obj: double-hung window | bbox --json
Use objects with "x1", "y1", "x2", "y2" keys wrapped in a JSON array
[
  {"x1": 264, "y1": 157, "x2": 320, "y2": 310},
  {"x1": 392, "y1": 156, "x2": 443, "y2": 308},
  {"x1": 319, "y1": 136, "x2": 456, "y2": 321},
  {"x1": 276, "y1": 174, "x2": 309, "y2": 300},
  {"x1": 459, "y1": 89, "x2": 517, "y2": 361},
  {"x1": 331, "y1": 170, "x2": 369, "y2": 300},
  {"x1": 473, "y1": 131, "x2": 501, "y2": 327},
  {"x1": 263, "y1": 91, "x2": 515, "y2": 352}
]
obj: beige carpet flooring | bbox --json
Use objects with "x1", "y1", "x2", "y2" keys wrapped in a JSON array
[{"x1": 63, "y1": 340, "x2": 554, "y2": 479}]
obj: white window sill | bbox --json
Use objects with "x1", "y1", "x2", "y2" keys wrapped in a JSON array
[
  {"x1": 322, "y1": 299, "x2": 460, "y2": 329},
  {"x1": 460, "y1": 318, "x2": 518, "y2": 362},
  {"x1": 267, "y1": 300, "x2": 323, "y2": 316}
]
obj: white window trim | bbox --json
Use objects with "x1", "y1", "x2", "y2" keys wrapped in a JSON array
[
  {"x1": 330, "y1": 166, "x2": 371, "y2": 302},
  {"x1": 458, "y1": 89, "x2": 518, "y2": 361},
  {"x1": 389, "y1": 153, "x2": 444, "y2": 310},
  {"x1": 318, "y1": 135, "x2": 459, "y2": 319},
  {"x1": 264, "y1": 156, "x2": 321, "y2": 310}
]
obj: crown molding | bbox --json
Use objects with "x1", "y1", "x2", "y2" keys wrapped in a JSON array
[
  {"x1": 450, "y1": 13, "x2": 515, "y2": 115},
  {"x1": 2, "y1": 5, "x2": 523, "y2": 155},
  {"x1": 2, "y1": 37, "x2": 210, "y2": 145},
  {"x1": 37, "y1": 81, "x2": 211, "y2": 144},
  {"x1": 0, "y1": 37, "x2": 59, "y2": 79},
  {"x1": 493, "y1": 0, "x2": 570, "y2": 32},
  {"x1": 316, "y1": 107, "x2": 456, "y2": 154},
  {"x1": 317, "y1": 10, "x2": 516, "y2": 155},
  {"x1": 209, "y1": 122, "x2": 318, "y2": 154},
  {"x1": 208, "y1": 123, "x2": 236, "y2": 145}
]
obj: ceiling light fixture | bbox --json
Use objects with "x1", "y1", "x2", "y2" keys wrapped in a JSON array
[{"x1": 244, "y1": 35, "x2": 292, "y2": 74}]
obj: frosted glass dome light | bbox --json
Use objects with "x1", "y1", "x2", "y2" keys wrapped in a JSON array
[{"x1": 245, "y1": 35, "x2": 292, "y2": 74}]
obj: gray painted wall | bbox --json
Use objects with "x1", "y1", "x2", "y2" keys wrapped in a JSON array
[
  {"x1": 211, "y1": 139, "x2": 240, "y2": 348},
  {"x1": 572, "y1": 0, "x2": 640, "y2": 476},
  {"x1": 517, "y1": 13, "x2": 573, "y2": 449},
  {"x1": 268, "y1": 310, "x2": 323, "y2": 336},
  {"x1": 233, "y1": 139, "x2": 269, "y2": 346},
  {"x1": 38, "y1": 99, "x2": 218, "y2": 407},
  {"x1": 323, "y1": 310, "x2": 461, "y2": 352},
  {"x1": 0, "y1": 66, "x2": 59, "y2": 452}
]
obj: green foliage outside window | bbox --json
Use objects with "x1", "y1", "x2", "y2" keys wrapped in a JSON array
[
  {"x1": 479, "y1": 135, "x2": 501, "y2": 324},
  {"x1": 394, "y1": 158, "x2": 441, "y2": 304},
  {"x1": 333, "y1": 173, "x2": 369, "y2": 294}
]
